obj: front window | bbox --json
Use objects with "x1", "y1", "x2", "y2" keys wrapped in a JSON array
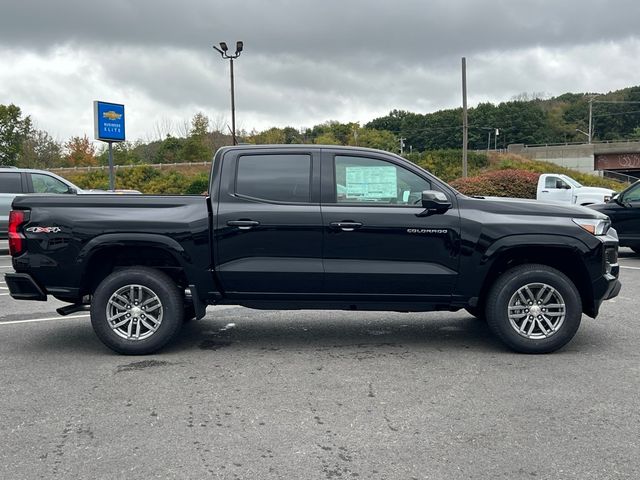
[
  {"x1": 622, "y1": 183, "x2": 640, "y2": 202},
  {"x1": 561, "y1": 175, "x2": 582, "y2": 188},
  {"x1": 334, "y1": 156, "x2": 431, "y2": 205},
  {"x1": 31, "y1": 174, "x2": 70, "y2": 194}
]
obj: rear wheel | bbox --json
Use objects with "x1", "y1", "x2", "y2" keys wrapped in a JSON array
[
  {"x1": 485, "y1": 264, "x2": 582, "y2": 354},
  {"x1": 90, "y1": 267, "x2": 184, "y2": 354}
]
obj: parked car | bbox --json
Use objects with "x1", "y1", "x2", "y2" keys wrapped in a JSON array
[
  {"x1": 590, "y1": 180, "x2": 640, "y2": 253},
  {"x1": 5, "y1": 146, "x2": 620, "y2": 355},
  {"x1": 0, "y1": 168, "x2": 140, "y2": 239},
  {"x1": 536, "y1": 173, "x2": 615, "y2": 206}
]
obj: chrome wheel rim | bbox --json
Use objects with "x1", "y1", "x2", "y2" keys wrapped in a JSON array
[
  {"x1": 507, "y1": 282, "x2": 565, "y2": 339},
  {"x1": 106, "y1": 284, "x2": 163, "y2": 341}
]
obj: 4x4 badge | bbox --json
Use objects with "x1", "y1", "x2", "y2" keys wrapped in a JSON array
[{"x1": 26, "y1": 226, "x2": 61, "y2": 234}]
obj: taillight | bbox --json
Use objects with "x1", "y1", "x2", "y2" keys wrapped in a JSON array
[{"x1": 8, "y1": 210, "x2": 29, "y2": 256}]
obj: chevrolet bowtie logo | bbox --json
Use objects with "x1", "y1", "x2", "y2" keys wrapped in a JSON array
[{"x1": 103, "y1": 110, "x2": 122, "y2": 120}]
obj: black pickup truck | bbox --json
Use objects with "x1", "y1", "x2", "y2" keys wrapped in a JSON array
[{"x1": 5, "y1": 145, "x2": 621, "y2": 354}]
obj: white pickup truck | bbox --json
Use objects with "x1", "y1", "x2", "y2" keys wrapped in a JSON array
[{"x1": 536, "y1": 173, "x2": 615, "y2": 206}]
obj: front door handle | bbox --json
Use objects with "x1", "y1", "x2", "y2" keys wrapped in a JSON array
[
  {"x1": 329, "y1": 221, "x2": 363, "y2": 232},
  {"x1": 227, "y1": 220, "x2": 260, "y2": 230}
]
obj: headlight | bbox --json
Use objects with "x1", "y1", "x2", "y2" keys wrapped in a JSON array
[{"x1": 572, "y1": 218, "x2": 610, "y2": 235}]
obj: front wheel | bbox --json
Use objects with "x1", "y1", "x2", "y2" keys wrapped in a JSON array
[
  {"x1": 90, "y1": 267, "x2": 184, "y2": 354},
  {"x1": 485, "y1": 264, "x2": 582, "y2": 354}
]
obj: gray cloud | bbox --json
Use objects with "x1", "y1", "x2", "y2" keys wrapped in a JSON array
[{"x1": 1, "y1": 1, "x2": 640, "y2": 141}]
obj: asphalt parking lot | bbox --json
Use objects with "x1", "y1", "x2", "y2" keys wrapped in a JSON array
[{"x1": 1, "y1": 250, "x2": 639, "y2": 480}]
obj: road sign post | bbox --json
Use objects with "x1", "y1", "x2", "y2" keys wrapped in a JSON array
[{"x1": 93, "y1": 101, "x2": 125, "y2": 191}]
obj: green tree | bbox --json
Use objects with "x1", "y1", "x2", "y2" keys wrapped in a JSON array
[
  {"x1": 182, "y1": 113, "x2": 211, "y2": 162},
  {"x1": 19, "y1": 129, "x2": 62, "y2": 168},
  {"x1": 0, "y1": 104, "x2": 32, "y2": 166}
]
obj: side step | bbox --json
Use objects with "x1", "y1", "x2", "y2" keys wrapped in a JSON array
[{"x1": 57, "y1": 304, "x2": 91, "y2": 316}]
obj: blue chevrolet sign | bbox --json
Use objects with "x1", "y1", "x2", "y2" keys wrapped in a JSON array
[{"x1": 93, "y1": 101, "x2": 125, "y2": 142}]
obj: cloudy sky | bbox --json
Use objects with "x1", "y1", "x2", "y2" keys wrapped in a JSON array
[{"x1": 1, "y1": 0, "x2": 639, "y2": 142}]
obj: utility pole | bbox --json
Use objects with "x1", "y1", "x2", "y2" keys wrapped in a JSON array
[
  {"x1": 494, "y1": 128, "x2": 499, "y2": 150},
  {"x1": 399, "y1": 137, "x2": 406, "y2": 155},
  {"x1": 461, "y1": 57, "x2": 468, "y2": 177},
  {"x1": 588, "y1": 96, "x2": 593, "y2": 144}
]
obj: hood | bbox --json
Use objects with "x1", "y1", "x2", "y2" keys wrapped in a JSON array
[
  {"x1": 576, "y1": 186, "x2": 615, "y2": 196},
  {"x1": 461, "y1": 195, "x2": 608, "y2": 220}
]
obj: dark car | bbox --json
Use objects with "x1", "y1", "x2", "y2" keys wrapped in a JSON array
[{"x1": 590, "y1": 180, "x2": 640, "y2": 254}]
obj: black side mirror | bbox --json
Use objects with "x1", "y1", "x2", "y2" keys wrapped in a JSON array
[
  {"x1": 417, "y1": 190, "x2": 451, "y2": 217},
  {"x1": 67, "y1": 187, "x2": 78, "y2": 194}
]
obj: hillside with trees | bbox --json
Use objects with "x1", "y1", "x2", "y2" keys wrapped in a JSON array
[{"x1": 1, "y1": 85, "x2": 639, "y2": 193}]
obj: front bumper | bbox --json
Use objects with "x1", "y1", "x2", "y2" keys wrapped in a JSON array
[{"x1": 4, "y1": 273, "x2": 47, "y2": 301}]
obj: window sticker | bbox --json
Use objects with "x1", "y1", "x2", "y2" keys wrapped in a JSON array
[{"x1": 345, "y1": 166, "x2": 397, "y2": 200}]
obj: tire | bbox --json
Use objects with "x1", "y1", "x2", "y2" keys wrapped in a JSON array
[
  {"x1": 485, "y1": 264, "x2": 582, "y2": 354},
  {"x1": 465, "y1": 306, "x2": 486, "y2": 322},
  {"x1": 183, "y1": 305, "x2": 196, "y2": 322},
  {"x1": 90, "y1": 267, "x2": 184, "y2": 355}
]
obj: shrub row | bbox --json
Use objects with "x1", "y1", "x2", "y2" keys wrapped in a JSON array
[
  {"x1": 64, "y1": 166, "x2": 209, "y2": 195},
  {"x1": 450, "y1": 169, "x2": 540, "y2": 198}
]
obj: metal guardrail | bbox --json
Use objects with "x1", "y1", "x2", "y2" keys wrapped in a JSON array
[
  {"x1": 520, "y1": 139, "x2": 640, "y2": 148},
  {"x1": 601, "y1": 170, "x2": 639, "y2": 185}
]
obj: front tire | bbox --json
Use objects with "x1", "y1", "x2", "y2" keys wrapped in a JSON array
[
  {"x1": 90, "y1": 267, "x2": 184, "y2": 354},
  {"x1": 485, "y1": 264, "x2": 582, "y2": 354}
]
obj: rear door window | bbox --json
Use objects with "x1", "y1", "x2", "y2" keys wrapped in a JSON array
[
  {"x1": 0, "y1": 172, "x2": 22, "y2": 193},
  {"x1": 235, "y1": 154, "x2": 311, "y2": 203}
]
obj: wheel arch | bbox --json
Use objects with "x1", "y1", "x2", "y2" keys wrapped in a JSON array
[
  {"x1": 77, "y1": 234, "x2": 193, "y2": 297},
  {"x1": 477, "y1": 236, "x2": 596, "y2": 317}
]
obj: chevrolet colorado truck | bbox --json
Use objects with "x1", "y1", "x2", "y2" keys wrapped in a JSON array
[{"x1": 5, "y1": 145, "x2": 621, "y2": 355}]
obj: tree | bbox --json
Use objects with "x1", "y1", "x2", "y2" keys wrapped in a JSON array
[
  {"x1": 19, "y1": 129, "x2": 62, "y2": 168},
  {"x1": 0, "y1": 104, "x2": 32, "y2": 166},
  {"x1": 183, "y1": 113, "x2": 211, "y2": 162},
  {"x1": 64, "y1": 135, "x2": 97, "y2": 167}
]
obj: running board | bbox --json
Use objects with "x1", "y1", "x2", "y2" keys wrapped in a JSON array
[{"x1": 57, "y1": 304, "x2": 91, "y2": 316}]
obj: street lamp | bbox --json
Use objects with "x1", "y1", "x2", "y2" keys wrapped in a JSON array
[{"x1": 213, "y1": 41, "x2": 243, "y2": 145}]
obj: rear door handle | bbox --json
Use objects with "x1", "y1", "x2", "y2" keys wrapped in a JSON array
[
  {"x1": 227, "y1": 220, "x2": 260, "y2": 230},
  {"x1": 329, "y1": 221, "x2": 363, "y2": 232},
  {"x1": 541, "y1": 190, "x2": 549, "y2": 193}
]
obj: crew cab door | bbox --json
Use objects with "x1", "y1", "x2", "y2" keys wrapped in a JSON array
[
  {"x1": 320, "y1": 150, "x2": 460, "y2": 301},
  {"x1": 214, "y1": 148, "x2": 322, "y2": 296}
]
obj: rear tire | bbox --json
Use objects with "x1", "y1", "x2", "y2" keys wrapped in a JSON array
[
  {"x1": 90, "y1": 267, "x2": 184, "y2": 354},
  {"x1": 485, "y1": 264, "x2": 582, "y2": 354}
]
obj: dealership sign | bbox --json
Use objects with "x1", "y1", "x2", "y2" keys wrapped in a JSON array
[{"x1": 93, "y1": 101, "x2": 125, "y2": 142}]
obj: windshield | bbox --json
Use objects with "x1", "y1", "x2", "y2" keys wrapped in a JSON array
[{"x1": 560, "y1": 175, "x2": 582, "y2": 188}]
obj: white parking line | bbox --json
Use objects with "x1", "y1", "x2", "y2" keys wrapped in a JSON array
[
  {"x1": 0, "y1": 314, "x2": 90, "y2": 325},
  {"x1": 620, "y1": 265, "x2": 640, "y2": 270}
]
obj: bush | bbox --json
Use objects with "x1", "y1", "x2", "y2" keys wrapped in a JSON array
[{"x1": 450, "y1": 169, "x2": 540, "y2": 198}]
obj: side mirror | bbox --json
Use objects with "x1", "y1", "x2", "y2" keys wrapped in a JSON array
[
  {"x1": 417, "y1": 190, "x2": 451, "y2": 217},
  {"x1": 67, "y1": 187, "x2": 78, "y2": 194}
]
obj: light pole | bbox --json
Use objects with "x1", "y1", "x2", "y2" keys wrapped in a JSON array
[{"x1": 213, "y1": 41, "x2": 243, "y2": 145}]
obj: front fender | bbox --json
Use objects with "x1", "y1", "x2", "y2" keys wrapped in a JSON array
[{"x1": 481, "y1": 233, "x2": 592, "y2": 263}]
